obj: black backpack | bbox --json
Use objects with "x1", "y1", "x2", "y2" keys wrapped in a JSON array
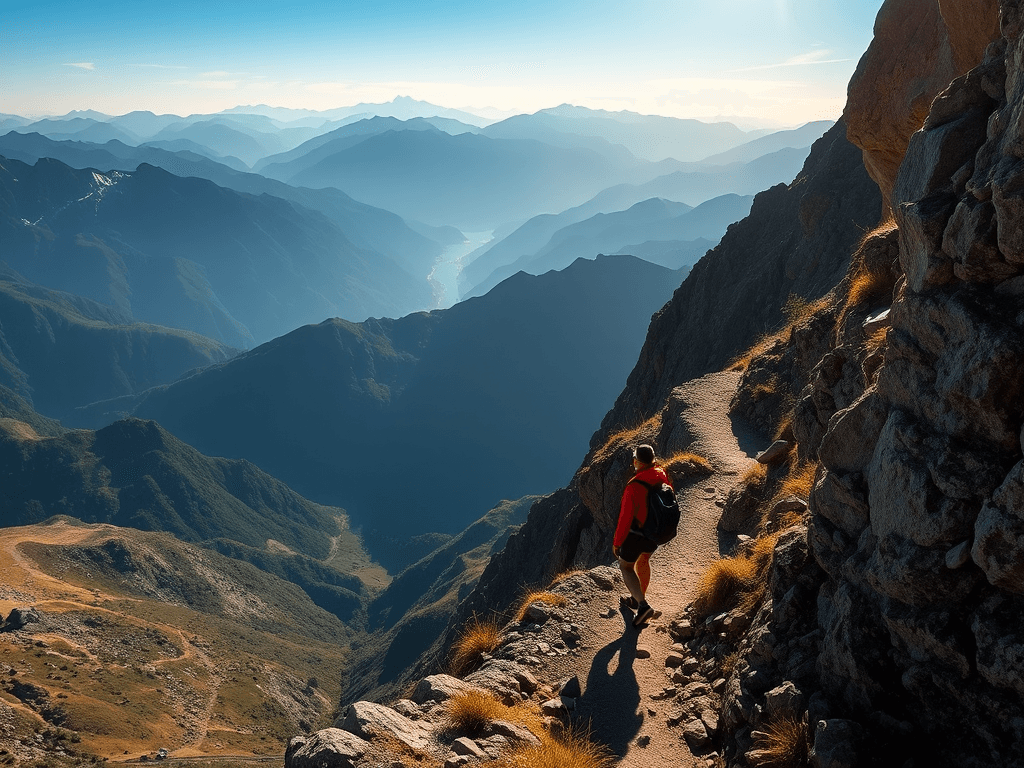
[{"x1": 629, "y1": 478, "x2": 680, "y2": 545}]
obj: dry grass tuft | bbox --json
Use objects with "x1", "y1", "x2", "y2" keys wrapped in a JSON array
[
  {"x1": 692, "y1": 555, "x2": 761, "y2": 617},
  {"x1": 728, "y1": 334, "x2": 780, "y2": 372},
  {"x1": 550, "y1": 569, "x2": 586, "y2": 586},
  {"x1": 591, "y1": 413, "x2": 663, "y2": 463},
  {"x1": 664, "y1": 451, "x2": 714, "y2": 480},
  {"x1": 445, "y1": 691, "x2": 545, "y2": 739},
  {"x1": 728, "y1": 295, "x2": 830, "y2": 373},
  {"x1": 777, "y1": 461, "x2": 817, "y2": 502},
  {"x1": 514, "y1": 591, "x2": 568, "y2": 623},
  {"x1": 444, "y1": 691, "x2": 513, "y2": 735},
  {"x1": 365, "y1": 730, "x2": 442, "y2": 766},
  {"x1": 450, "y1": 617, "x2": 501, "y2": 677},
  {"x1": 864, "y1": 325, "x2": 889, "y2": 355},
  {"x1": 693, "y1": 528, "x2": 787, "y2": 618},
  {"x1": 748, "y1": 713, "x2": 809, "y2": 768},
  {"x1": 496, "y1": 728, "x2": 615, "y2": 768},
  {"x1": 740, "y1": 462, "x2": 768, "y2": 492}
]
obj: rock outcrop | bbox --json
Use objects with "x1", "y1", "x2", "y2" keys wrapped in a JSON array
[
  {"x1": 710, "y1": 3, "x2": 1024, "y2": 764},
  {"x1": 845, "y1": 0, "x2": 1000, "y2": 210}
]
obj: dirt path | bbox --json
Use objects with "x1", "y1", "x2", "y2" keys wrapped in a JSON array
[{"x1": 534, "y1": 371, "x2": 762, "y2": 767}]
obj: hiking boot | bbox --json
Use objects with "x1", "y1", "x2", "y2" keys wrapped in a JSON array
[
  {"x1": 633, "y1": 601, "x2": 655, "y2": 627},
  {"x1": 620, "y1": 595, "x2": 639, "y2": 610}
]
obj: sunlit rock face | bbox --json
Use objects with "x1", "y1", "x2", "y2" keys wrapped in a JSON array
[{"x1": 844, "y1": 0, "x2": 999, "y2": 212}]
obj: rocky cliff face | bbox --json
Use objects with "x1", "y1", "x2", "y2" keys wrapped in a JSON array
[
  {"x1": 707, "y1": 2, "x2": 1024, "y2": 765},
  {"x1": 803, "y1": 2, "x2": 1024, "y2": 764}
]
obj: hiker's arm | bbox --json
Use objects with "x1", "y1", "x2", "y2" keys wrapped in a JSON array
[{"x1": 613, "y1": 484, "x2": 640, "y2": 550}]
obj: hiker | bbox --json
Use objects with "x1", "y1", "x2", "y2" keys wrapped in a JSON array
[{"x1": 613, "y1": 443, "x2": 671, "y2": 627}]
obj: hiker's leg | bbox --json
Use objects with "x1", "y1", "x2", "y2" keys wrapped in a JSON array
[
  {"x1": 636, "y1": 552, "x2": 651, "y2": 596},
  {"x1": 618, "y1": 558, "x2": 645, "y2": 605}
]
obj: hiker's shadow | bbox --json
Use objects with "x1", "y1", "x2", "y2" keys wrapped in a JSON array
[{"x1": 574, "y1": 616, "x2": 644, "y2": 757}]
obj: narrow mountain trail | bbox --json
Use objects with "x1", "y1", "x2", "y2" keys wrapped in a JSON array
[{"x1": 532, "y1": 371, "x2": 762, "y2": 767}]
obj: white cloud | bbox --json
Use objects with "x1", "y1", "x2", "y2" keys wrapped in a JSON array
[
  {"x1": 65, "y1": 62, "x2": 95, "y2": 70},
  {"x1": 729, "y1": 50, "x2": 852, "y2": 73}
]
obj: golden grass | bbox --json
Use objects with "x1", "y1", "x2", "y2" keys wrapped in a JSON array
[
  {"x1": 444, "y1": 691, "x2": 544, "y2": 737},
  {"x1": 550, "y1": 569, "x2": 586, "y2": 586},
  {"x1": 693, "y1": 529, "x2": 785, "y2": 618},
  {"x1": 449, "y1": 617, "x2": 501, "y2": 677},
  {"x1": 864, "y1": 325, "x2": 889, "y2": 355},
  {"x1": 514, "y1": 591, "x2": 568, "y2": 623},
  {"x1": 749, "y1": 713, "x2": 809, "y2": 768},
  {"x1": 664, "y1": 451, "x2": 714, "y2": 480},
  {"x1": 692, "y1": 555, "x2": 761, "y2": 617},
  {"x1": 740, "y1": 461, "x2": 768, "y2": 491},
  {"x1": 777, "y1": 461, "x2": 817, "y2": 502},
  {"x1": 728, "y1": 295, "x2": 830, "y2": 373},
  {"x1": 592, "y1": 414, "x2": 662, "y2": 463},
  {"x1": 495, "y1": 729, "x2": 615, "y2": 768}
]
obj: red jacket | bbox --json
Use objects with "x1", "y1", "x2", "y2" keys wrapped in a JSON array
[{"x1": 614, "y1": 465, "x2": 671, "y2": 547}]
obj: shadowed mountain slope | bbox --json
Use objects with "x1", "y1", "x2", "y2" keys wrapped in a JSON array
[
  {"x1": 0, "y1": 266, "x2": 237, "y2": 424},
  {"x1": 91, "y1": 255, "x2": 680, "y2": 552}
]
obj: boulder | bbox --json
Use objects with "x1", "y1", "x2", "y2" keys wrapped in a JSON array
[
  {"x1": 682, "y1": 719, "x2": 711, "y2": 751},
  {"x1": 488, "y1": 720, "x2": 541, "y2": 746},
  {"x1": 411, "y1": 675, "x2": 485, "y2": 705},
  {"x1": 340, "y1": 701, "x2": 431, "y2": 752},
  {"x1": 558, "y1": 675, "x2": 582, "y2": 699},
  {"x1": 285, "y1": 728, "x2": 370, "y2": 768},
  {"x1": 451, "y1": 737, "x2": 486, "y2": 758},
  {"x1": 3, "y1": 607, "x2": 40, "y2": 631},
  {"x1": 755, "y1": 440, "x2": 791, "y2": 465}
]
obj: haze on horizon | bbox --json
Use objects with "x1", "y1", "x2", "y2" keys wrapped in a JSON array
[{"x1": 3, "y1": 0, "x2": 884, "y2": 128}]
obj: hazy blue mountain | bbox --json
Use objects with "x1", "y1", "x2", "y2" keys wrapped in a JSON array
[
  {"x1": 106, "y1": 110, "x2": 189, "y2": 139},
  {"x1": 0, "y1": 115, "x2": 29, "y2": 132},
  {"x1": 254, "y1": 116, "x2": 463, "y2": 176},
  {"x1": 582, "y1": 146, "x2": 809, "y2": 210},
  {"x1": 466, "y1": 194, "x2": 751, "y2": 297},
  {"x1": 612, "y1": 237, "x2": 716, "y2": 270},
  {"x1": 697, "y1": 120, "x2": 833, "y2": 165},
  {"x1": 0, "y1": 133, "x2": 446, "y2": 290},
  {"x1": 458, "y1": 146, "x2": 810, "y2": 293},
  {"x1": 223, "y1": 96, "x2": 492, "y2": 127},
  {"x1": 481, "y1": 114, "x2": 641, "y2": 165},
  {"x1": 20, "y1": 117, "x2": 141, "y2": 145},
  {"x1": 0, "y1": 265, "x2": 238, "y2": 424},
  {"x1": 140, "y1": 137, "x2": 250, "y2": 171},
  {"x1": 148, "y1": 120, "x2": 281, "y2": 166},
  {"x1": 507, "y1": 104, "x2": 754, "y2": 162},
  {"x1": 89, "y1": 254, "x2": 681, "y2": 551},
  {"x1": 282, "y1": 127, "x2": 659, "y2": 229},
  {"x1": 0, "y1": 156, "x2": 435, "y2": 346}
]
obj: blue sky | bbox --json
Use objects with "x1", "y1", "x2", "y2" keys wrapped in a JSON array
[{"x1": 1, "y1": 0, "x2": 885, "y2": 126}]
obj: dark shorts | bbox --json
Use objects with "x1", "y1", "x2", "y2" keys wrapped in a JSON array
[{"x1": 619, "y1": 531, "x2": 657, "y2": 563}]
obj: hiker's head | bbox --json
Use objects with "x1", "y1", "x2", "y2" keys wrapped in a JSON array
[{"x1": 633, "y1": 444, "x2": 656, "y2": 468}]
